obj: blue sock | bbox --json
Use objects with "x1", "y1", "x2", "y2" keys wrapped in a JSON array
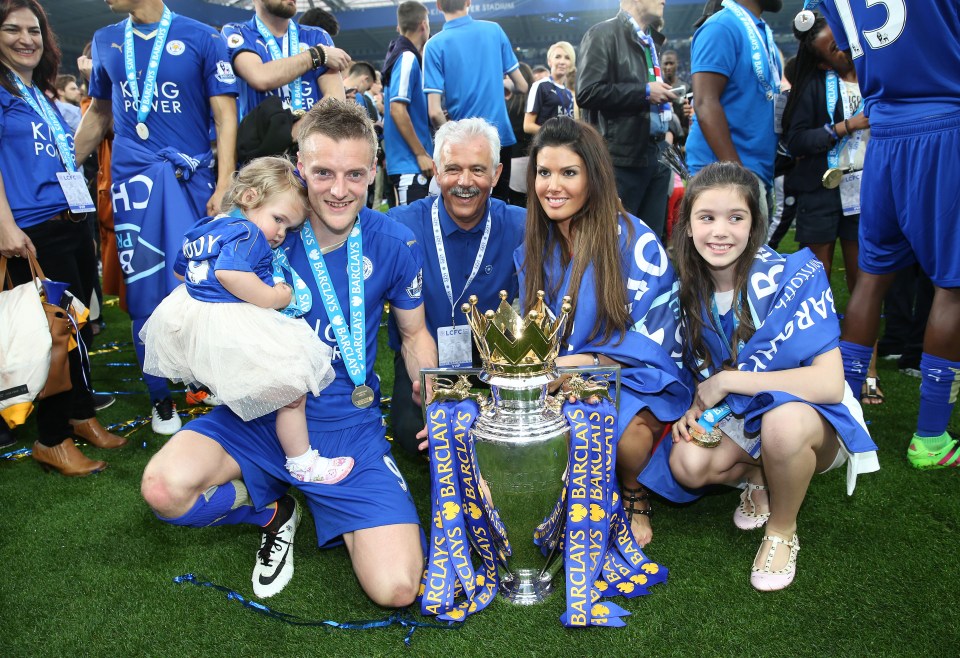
[
  {"x1": 158, "y1": 480, "x2": 276, "y2": 528},
  {"x1": 916, "y1": 353, "x2": 960, "y2": 439},
  {"x1": 131, "y1": 317, "x2": 171, "y2": 401},
  {"x1": 840, "y1": 340, "x2": 873, "y2": 397}
]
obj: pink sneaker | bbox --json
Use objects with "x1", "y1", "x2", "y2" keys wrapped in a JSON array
[
  {"x1": 307, "y1": 455, "x2": 354, "y2": 485},
  {"x1": 286, "y1": 450, "x2": 354, "y2": 485}
]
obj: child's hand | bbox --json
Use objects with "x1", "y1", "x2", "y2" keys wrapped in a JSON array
[
  {"x1": 695, "y1": 371, "x2": 727, "y2": 411},
  {"x1": 273, "y1": 282, "x2": 293, "y2": 309},
  {"x1": 672, "y1": 403, "x2": 703, "y2": 443}
]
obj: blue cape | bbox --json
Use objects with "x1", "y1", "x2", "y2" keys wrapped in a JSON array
[
  {"x1": 515, "y1": 214, "x2": 693, "y2": 439},
  {"x1": 642, "y1": 247, "x2": 879, "y2": 503},
  {"x1": 111, "y1": 135, "x2": 214, "y2": 319}
]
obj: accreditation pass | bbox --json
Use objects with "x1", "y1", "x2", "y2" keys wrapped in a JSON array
[{"x1": 437, "y1": 325, "x2": 472, "y2": 368}]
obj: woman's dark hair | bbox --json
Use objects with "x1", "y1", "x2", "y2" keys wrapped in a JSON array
[
  {"x1": 0, "y1": 0, "x2": 61, "y2": 97},
  {"x1": 671, "y1": 162, "x2": 767, "y2": 373},
  {"x1": 780, "y1": 12, "x2": 829, "y2": 136},
  {"x1": 522, "y1": 117, "x2": 633, "y2": 346}
]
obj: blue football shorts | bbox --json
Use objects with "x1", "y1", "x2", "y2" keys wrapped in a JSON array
[
  {"x1": 859, "y1": 111, "x2": 960, "y2": 287},
  {"x1": 186, "y1": 406, "x2": 421, "y2": 547}
]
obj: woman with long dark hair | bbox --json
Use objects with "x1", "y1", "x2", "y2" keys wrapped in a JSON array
[
  {"x1": 0, "y1": 0, "x2": 126, "y2": 474},
  {"x1": 516, "y1": 117, "x2": 691, "y2": 546}
]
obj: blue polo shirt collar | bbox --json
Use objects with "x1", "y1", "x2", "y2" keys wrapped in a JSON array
[
  {"x1": 443, "y1": 15, "x2": 474, "y2": 31},
  {"x1": 438, "y1": 197, "x2": 490, "y2": 236}
]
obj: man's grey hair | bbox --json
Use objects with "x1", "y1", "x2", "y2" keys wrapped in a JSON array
[{"x1": 432, "y1": 117, "x2": 501, "y2": 169}]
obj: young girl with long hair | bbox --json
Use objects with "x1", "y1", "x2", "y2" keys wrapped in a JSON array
[
  {"x1": 516, "y1": 117, "x2": 691, "y2": 546},
  {"x1": 140, "y1": 157, "x2": 352, "y2": 484},
  {"x1": 640, "y1": 162, "x2": 878, "y2": 590}
]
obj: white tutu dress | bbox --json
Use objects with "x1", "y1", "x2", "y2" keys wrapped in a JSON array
[{"x1": 140, "y1": 215, "x2": 334, "y2": 421}]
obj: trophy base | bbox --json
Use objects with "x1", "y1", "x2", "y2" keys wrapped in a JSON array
[{"x1": 499, "y1": 569, "x2": 556, "y2": 605}]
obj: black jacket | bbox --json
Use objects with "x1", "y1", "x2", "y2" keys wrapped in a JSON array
[
  {"x1": 577, "y1": 11, "x2": 665, "y2": 168},
  {"x1": 783, "y1": 70, "x2": 846, "y2": 193}
]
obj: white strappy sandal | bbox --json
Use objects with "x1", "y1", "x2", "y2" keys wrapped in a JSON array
[
  {"x1": 734, "y1": 482, "x2": 770, "y2": 530},
  {"x1": 750, "y1": 533, "x2": 800, "y2": 592}
]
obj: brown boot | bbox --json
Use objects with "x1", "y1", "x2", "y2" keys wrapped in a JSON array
[
  {"x1": 33, "y1": 439, "x2": 107, "y2": 476},
  {"x1": 69, "y1": 417, "x2": 128, "y2": 449}
]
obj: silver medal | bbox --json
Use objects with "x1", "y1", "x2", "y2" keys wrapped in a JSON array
[{"x1": 136, "y1": 122, "x2": 150, "y2": 140}]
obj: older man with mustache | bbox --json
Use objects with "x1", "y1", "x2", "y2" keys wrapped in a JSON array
[{"x1": 386, "y1": 117, "x2": 525, "y2": 456}]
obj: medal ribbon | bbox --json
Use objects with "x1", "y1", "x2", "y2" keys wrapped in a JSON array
[
  {"x1": 721, "y1": 0, "x2": 781, "y2": 101},
  {"x1": 271, "y1": 247, "x2": 311, "y2": 317},
  {"x1": 431, "y1": 198, "x2": 491, "y2": 325},
  {"x1": 254, "y1": 16, "x2": 304, "y2": 113},
  {"x1": 9, "y1": 75, "x2": 76, "y2": 172},
  {"x1": 301, "y1": 220, "x2": 366, "y2": 389},
  {"x1": 124, "y1": 6, "x2": 174, "y2": 129},
  {"x1": 825, "y1": 70, "x2": 866, "y2": 171}
]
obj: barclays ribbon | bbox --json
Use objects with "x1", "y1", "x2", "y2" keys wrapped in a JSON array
[
  {"x1": 420, "y1": 399, "x2": 500, "y2": 622},
  {"x1": 124, "y1": 6, "x2": 174, "y2": 135},
  {"x1": 254, "y1": 16, "x2": 305, "y2": 114},
  {"x1": 272, "y1": 246, "x2": 311, "y2": 317},
  {"x1": 720, "y1": 0, "x2": 781, "y2": 101},
  {"x1": 300, "y1": 220, "x2": 367, "y2": 390},
  {"x1": 557, "y1": 398, "x2": 667, "y2": 627}
]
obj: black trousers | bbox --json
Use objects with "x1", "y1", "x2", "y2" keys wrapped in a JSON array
[
  {"x1": 389, "y1": 351, "x2": 423, "y2": 457},
  {"x1": 7, "y1": 219, "x2": 97, "y2": 446}
]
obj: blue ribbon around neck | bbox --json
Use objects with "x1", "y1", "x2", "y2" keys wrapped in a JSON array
[
  {"x1": 254, "y1": 16, "x2": 305, "y2": 113},
  {"x1": 10, "y1": 75, "x2": 76, "y2": 172},
  {"x1": 124, "y1": 6, "x2": 174, "y2": 128},
  {"x1": 300, "y1": 220, "x2": 366, "y2": 389}
]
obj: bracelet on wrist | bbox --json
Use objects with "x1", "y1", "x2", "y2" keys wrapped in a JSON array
[
  {"x1": 844, "y1": 118, "x2": 852, "y2": 135},
  {"x1": 308, "y1": 46, "x2": 323, "y2": 70},
  {"x1": 592, "y1": 353, "x2": 601, "y2": 366}
]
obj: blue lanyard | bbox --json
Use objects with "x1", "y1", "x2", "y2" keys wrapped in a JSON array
[
  {"x1": 301, "y1": 220, "x2": 366, "y2": 388},
  {"x1": 254, "y1": 16, "x2": 304, "y2": 113},
  {"x1": 721, "y1": 0, "x2": 781, "y2": 101},
  {"x1": 711, "y1": 293, "x2": 744, "y2": 357},
  {"x1": 224, "y1": 209, "x2": 309, "y2": 316},
  {"x1": 124, "y1": 6, "x2": 173, "y2": 127},
  {"x1": 9, "y1": 75, "x2": 75, "y2": 172},
  {"x1": 271, "y1": 246, "x2": 311, "y2": 316},
  {"x1": 825, "y1": 70, "x2": 865, "y2": 170}
]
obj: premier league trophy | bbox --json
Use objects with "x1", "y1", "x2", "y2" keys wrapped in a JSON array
[{"x1": 421, "y1": 291, "x2": 619, "y2": 607}]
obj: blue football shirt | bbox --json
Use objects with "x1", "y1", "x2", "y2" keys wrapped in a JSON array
[
  {"x1": 385, "y1": 196, "x2": 525, "y2": 352},
  {"x1": 423, "y1": 15, "x2": 519, "y2": 147},
  {"x1": 173, "y1": 215, "x2": 274, "y2": 303},
  {"x1": 819, "y1": 0, "x2": 960, "y2": 125},
  {"x1": 89, "y1": 14, "x2": 237, "y2": 156},
  {"x1": 221, "y1": 18, "x2": 334, "y2": 120},
  {"x1": 685, "y1": 7, "x2": 782, "y2": 184},
  {"x1": 383, "y1": 51, "x2": 433, "y2": 177},
  {"x1": 0, "y1": 86, "x2": 72, "y2": 228},
  {"x1": 279, "y1": 207, "x2": 424, "y2": 429}
]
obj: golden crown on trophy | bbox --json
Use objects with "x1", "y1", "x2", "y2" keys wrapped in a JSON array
[{"x1": 461, "y1": 291, "x2": 571, "y2": 377}]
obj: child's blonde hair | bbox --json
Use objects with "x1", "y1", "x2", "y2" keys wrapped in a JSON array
[{"x1": 220, "y1": 157, "x2": 306, "y2": 214}]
